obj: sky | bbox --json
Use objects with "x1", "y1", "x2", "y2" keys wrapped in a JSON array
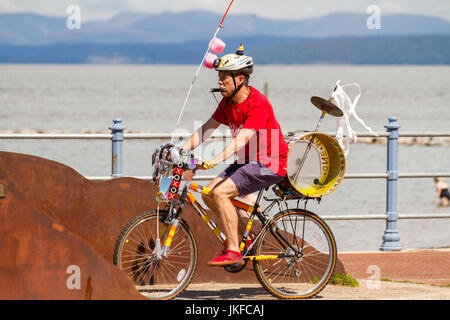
[{"x1": 1, "y1": 0, "x2": 449, "y2": 22}]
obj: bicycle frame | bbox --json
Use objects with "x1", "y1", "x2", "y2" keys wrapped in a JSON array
[
  {"x1": 159, "y1": 180, "x2": 300, "y2": 263},
  {"x1": 187, "y1": 182, "x2": 265, "y2": 252}
]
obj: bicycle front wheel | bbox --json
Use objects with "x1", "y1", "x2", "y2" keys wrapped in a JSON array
[
  {"x1": 113, "y1": 210, "x2": 198, "y2": 300},
  {"x1": 253, "y1": 209, "x2": 337, "y2": 299}
]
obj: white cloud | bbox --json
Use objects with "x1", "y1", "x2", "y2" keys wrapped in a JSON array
[
  {"x1": 0, "y1": 0, "x2": 118, "y2": 20},
  {"x1": 0, "y1": 0, "x2": 449, "y2": 21}
]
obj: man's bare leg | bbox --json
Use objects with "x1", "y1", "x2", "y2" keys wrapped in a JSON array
[
  {"x1": 203, "y1": 180, "x2": 262, "y2": 241},
  {"x1": 236, "y1": 193, "x2": 259, "y2": 240},
  {"x1": 202, "y1": 177, "x2": 248, "y2": 241},
  {"x1": 202, "y1": 178, "x2": 240, "y2": 252}
]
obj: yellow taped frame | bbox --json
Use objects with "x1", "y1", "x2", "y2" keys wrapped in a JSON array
[
  {"x1": 164, "y1": 224, "x2": 177, "y2": 247},
  {"x1": 213, "y1": 227, "x2": 222, "y2": 237},
  {"x1": 245, "y1": 255, "x2": 279, "y2": 261},
  {"x1": 188, "y1": 192, "x2": 227, "y2": 244},
  {"x1": 201, "y1": 213, "x2": 211, "y2": 223},
  {"x1": 239, "y1": 219, "x2": 254, "y2": 251},
  {"x1": 245, "y1": 220, "x2": 253, "y2": 231},
  {"x1": 189, "y1": 182, "x2": 212, "y2": 196}
]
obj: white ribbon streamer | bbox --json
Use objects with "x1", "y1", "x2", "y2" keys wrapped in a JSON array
[{"x1": 331, "y1": 80, "x2": 378, "y2": 156}]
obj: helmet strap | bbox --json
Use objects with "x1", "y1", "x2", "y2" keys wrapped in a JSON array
[{"x1": 229, "y1": 74, "x2": 246, "y2": 101}]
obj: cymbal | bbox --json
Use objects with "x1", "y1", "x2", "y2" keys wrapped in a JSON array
[{"x1": 310, "y1": 96, "x2": 344, "y2": 117}]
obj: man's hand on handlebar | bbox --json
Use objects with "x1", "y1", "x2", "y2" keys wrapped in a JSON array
[
  {"x1": 181, "y1": 159, "x2": 214, "y2": 181},
  {"x1": 182, "y1": 170, "x2": 195, "y2": 181}
]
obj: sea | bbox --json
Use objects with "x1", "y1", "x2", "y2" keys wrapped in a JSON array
[{"x1": 0, "y1": 64, "x2": 449, "y2": 252}]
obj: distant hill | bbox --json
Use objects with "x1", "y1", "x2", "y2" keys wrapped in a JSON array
[
  {"x1": 250, "y1": 35, "x2": 450, "y2": 65},
  {"x1": 1, "y1": 35, "x2": 449, "y2": 65},
  {"x1": 0, "y1": 10, "x2": 450, "y2": 45},
  {"x1": 0, "y1": 10, "x2": 449, "y2": 64}
]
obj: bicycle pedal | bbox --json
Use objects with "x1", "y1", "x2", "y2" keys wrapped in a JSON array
[{"x1": 223, "y1": 260, "x2": 246, "y2": 273}]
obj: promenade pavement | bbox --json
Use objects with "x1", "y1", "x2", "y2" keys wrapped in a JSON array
[{"x1": 176, "y1": 249, "x2": 450, "y2": 300}]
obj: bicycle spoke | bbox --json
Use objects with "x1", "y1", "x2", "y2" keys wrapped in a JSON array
[
  {"x1": 120, "y1": 255, "x2": 151, "y2": 267},
  {"x1": 114, "y1": 212, "x2": 197, "y2": 300},
  {"x1": 253, "y1": 210, "x2": 336, "y2": 299}
]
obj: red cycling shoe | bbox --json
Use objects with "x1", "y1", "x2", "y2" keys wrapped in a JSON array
[{"x1": 207, "y1": 249, "x2": 244, "y2": 267}]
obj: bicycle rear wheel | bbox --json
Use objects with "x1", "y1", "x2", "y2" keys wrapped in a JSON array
[
  {"x1": 253, "y1": 209, "x2": 337, "y2": 299},
  {"x1": 113, "y1": 210, "x2": 198, "y2": 300}
]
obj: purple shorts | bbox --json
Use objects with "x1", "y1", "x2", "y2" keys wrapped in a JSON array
[{"x1": 218, "y1": 161, "x2": 284, "y2": 196}]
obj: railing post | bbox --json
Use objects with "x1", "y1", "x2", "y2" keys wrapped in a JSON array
[
  {"x1": 109, "y1": 118, "x2": 125, "y2": 178},
  {"x1": 380, "y1": 117, "x2": 402, "y2": 251}
]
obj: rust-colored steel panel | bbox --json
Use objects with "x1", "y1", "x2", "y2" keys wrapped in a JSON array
[{"x1": 0, "y1": 170, "x2": 144, "y2": 299}]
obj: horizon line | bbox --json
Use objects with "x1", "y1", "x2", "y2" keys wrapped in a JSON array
[{"x1": 0, "y1": 9, "x2": 449, "y2": 23}]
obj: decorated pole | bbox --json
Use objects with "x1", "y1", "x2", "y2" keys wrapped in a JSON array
[{"x1": 174, "y1": 0, "x2": 235, "y2": 131}]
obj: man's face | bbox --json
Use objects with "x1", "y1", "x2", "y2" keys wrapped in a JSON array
[{"x1": 217, "y1": 71, "x2": 244, "y2": 98}]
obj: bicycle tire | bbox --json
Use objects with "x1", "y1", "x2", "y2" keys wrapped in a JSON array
[
  {"x1": 253, "y1": 209, "x2": 337, "y2": 299},
  {"x1": 113, "y1": 210, "x2": 198, "y2": 300}
]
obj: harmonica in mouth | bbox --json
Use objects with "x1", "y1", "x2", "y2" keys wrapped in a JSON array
[{"x1": 210, "y1": 88, "x2": 226, "y2": 93}]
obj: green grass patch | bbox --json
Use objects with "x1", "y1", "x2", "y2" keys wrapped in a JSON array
[
  {"x1": 330, "y1": 273, "x2": 360, "y2": 287},
  {"x1": 399, "y1": 280, "x2": 426, "y2": 285},
  {"x1": 382, "y1": 278, "x2": 448, "y2": 286}
]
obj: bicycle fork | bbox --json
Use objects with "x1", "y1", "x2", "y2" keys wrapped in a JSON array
[{"x1": 159, "y1": 219, "x2": 179, "y2": 258}]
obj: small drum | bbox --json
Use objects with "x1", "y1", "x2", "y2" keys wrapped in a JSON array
[{"x1": 279, "y1": 132, "x2": 346, "y2": 198}]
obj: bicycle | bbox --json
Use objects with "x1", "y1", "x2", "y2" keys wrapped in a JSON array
[{"x1": 113, "y1": 142, "x2": 338, "y2": 300}]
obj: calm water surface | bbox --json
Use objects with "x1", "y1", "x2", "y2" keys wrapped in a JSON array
[{"x1": 0, "y1": 64, "x2": 449, "y2": 251}]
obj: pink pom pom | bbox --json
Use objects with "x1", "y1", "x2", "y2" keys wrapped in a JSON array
[
  {"x1": 204, "y1": 52, "x2": 218, "y2": 69},
  {"x1": 209, "y1": 38, "x2": 226, "y2": 54}
]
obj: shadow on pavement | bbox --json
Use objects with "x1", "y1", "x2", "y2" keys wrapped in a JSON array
[
  {"x1": 177, "y1": 286, "x2": 270, "y2": 300},
  {"x1": 176, "y1": 285, "x2": 326, "y2": 300}
]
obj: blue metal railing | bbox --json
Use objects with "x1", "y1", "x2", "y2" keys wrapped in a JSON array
[
  {"x1": 381, "y1": 117, "x2": 401, "y2": 251},
  {"x1": 1, "y1": 117, "x2": 449, "y2": 251}
]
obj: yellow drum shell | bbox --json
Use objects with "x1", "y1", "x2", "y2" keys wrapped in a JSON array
[{"x1": 285, "y1": 133, "x2": 346, "y2": 198}]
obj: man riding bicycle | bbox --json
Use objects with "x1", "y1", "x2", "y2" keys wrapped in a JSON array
[{"x1": 181, "y1": 44, "x2": 288, "y2": 266}]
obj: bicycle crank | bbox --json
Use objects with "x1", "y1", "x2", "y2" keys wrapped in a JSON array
[{"x1": 224, "y1": 259, "x2": 248, "y2": 273}]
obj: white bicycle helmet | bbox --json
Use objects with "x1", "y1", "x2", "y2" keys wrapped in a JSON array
[
  {"x1": 214, "y1": 44, "x2": 253, "y2": 98},
  {"x1": 214, "y1": 44, "x2": 253, "y2": 75}
]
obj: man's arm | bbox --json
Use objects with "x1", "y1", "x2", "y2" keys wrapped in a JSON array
[
  {"x1": 211, "y1": 128, "x2": 256, "y2": 166},
  {"x1": 182, "y1": 117, "x2": 221, "y2": 151}
]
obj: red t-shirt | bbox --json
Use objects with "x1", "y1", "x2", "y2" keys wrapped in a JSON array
[{"x1": 212, "y1": 87, "x2": 288, "y2": 177}]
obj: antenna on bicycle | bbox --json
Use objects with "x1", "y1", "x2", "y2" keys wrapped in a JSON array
[
  {"x1": 173, "y1": 0, "x2": 236, "y2": 137},
  {"x1": 292, "y1": 95, "x2": 343, "y2": 183}
]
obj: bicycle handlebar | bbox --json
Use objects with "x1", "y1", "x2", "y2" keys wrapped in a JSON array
[{"x1": 151, "y1": 143, "x2": 206, "y2": 190}]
